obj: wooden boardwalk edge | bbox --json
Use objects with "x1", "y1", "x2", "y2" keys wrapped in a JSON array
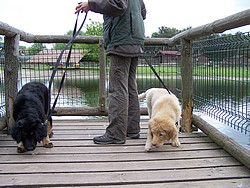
[{"x1": 192, "y1": 114, "x2": 250, "y2": 169}]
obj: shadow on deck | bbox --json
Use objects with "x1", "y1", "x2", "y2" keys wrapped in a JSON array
[{"x1": 0, "y1": 118, "x2": 249, "y2": 187}]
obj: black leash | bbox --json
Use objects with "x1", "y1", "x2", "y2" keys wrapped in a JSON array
[
  {"x1": 143, "y1": 56, "x2": 171, "y2": 94},
  {"x1": 48, "y1": 12, "x2": 88, "y2": 116}
]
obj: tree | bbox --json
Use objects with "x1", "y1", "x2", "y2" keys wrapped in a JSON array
[
  {"x1": 26, "y1": 43, "x2": 47, "y2": 55},
  {"x1": 19, "y1": 45, "x2": 27, "y2": 51},
  {"x1": 82, "y1": 19, "x2": 103, "y2": 62},
  {"x1": 84, "y1": 19, "x2": 103, "y2": 36},
  {"x1": 151, "y1": 26, "x2": 191, "y2": 38}
]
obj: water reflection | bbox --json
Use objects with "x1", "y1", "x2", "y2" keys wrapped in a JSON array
[
  {"x1": 1, "y1": 77, "x2": 248, "y2": 118},
  {"x1": 51, "y1": 77, "x2": 249, "y2": 125}
]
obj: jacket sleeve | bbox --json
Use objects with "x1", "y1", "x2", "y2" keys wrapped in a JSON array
[
  {"x1": 141, "y1": 0, "x2": 147, "y2": 20},
  {"x1": 88, "y1": 0, "x2": 128, "y2": 17}
]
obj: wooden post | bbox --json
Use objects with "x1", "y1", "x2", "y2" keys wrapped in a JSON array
[
  {"x1": 98, "y1": 39, "x2": 106, "y2": 112},
  {"x1": 4, "y1": 35, "x2": 19, "y2": 134},
  {"x1": 180, "y1": 38, "x2": 193, "y2": 133}
]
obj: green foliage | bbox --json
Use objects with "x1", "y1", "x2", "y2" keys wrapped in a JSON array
[
  {"x1": 82, "y1": 19, "x2": 103, "y2": 62},
  {"x1": 84, "y1": 19, "x2": 103, "y2": 36},
  {"x1": 19, "y1": 45, "x2": 27, "y2": 50},
  {"x1": 26, "y1": 43, "x2": 47, "y2": 55},
  {"x1": 151, "y1": 26, "x2": 191, "y2": 38},
  {"x1": 53, "y1": 43, "x2": 68, "y2": 50}
]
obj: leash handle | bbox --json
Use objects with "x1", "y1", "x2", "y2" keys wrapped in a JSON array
[{"x1": 143, "y1": 56, "x2": 171, "y2": 95}]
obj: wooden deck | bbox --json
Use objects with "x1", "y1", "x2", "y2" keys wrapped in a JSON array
[{"x1": 0, "y1": 118, "x2": 249, "y2": 187}]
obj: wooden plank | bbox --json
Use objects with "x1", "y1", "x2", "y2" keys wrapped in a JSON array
[
  {"x1": 0, "y1": 131, "x2": 210, "y2": 140},
  {"x1": 0, "y1": 149, "x2": 230, "y2": 164},
  {"x1": 0, "y1": 142, "x2": 222, "y2": 155},
  {"x1": 0, "y1": 157, "x2": 242, "y2": 174},
  {"x1": 86, "y1": 179, "x2": 250, "y2": 188},
  {"x1": 0, "y1": 137, "x2": 214, "y2": 148},
  {"x1": 0, "y1": 131, "x2": 209, "y2": 143},
  {"x1": 0, "y1": 166, "x2": 249, "y2": 187},
  {"x1": 0, "y1": 132, "x2": 208, "y2": 141}
]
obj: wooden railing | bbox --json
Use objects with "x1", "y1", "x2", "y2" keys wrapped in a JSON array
[{"x1": 1, "y1": 8, "x2": 250, "y2": 134}]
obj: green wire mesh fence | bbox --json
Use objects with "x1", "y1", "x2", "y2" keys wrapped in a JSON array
[{"x1": 193, "y1": 32, "x2": 249, "y2": 135}]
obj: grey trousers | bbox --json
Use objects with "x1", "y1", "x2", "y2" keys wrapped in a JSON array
[{"x1": 106, "y1": 55, "x2": 140, "y2": 141}]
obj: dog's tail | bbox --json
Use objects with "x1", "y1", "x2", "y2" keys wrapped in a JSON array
[{"x1": 138, "y1": 92, "x2": 146, "y2": 100}]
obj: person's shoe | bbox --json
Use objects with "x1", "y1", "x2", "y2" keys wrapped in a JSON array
[
  {"x1": 127, "y1": 133, "x2": 140, "y2": 139},
  {"x1": 93, "y1": 134, "x2": 125, "y2": 144}
]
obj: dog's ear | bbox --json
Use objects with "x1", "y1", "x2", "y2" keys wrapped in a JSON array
[
  {"x1": 12, "y1": 120, "x2": 23, "y2": 143},
  {"x1": 148, "y1": 119, "x2": 157, "y2": 130},
  {"x1": 35, "y1": 121, "x2": 47, "y2": 142},
  {"x1": 148, "y1": 119, "x2": 154, "y2": 128},
  {"x1": 164, "y1": 127, "x2": 176, "y2": 140}
]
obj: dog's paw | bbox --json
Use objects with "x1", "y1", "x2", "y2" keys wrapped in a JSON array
[
  {"x1": 171, "y1": 140, "x2": 181, "y2": 147},
  {"x1": 17, "y1": 147, "x2": 25, "y2": 153},
  {"x1": 145, "y1": 145, "x2": 152, "y2": 152},
  {"x1": 17, "y1": 142, "x2": 25, "y2": 153},
  {"x1": 44, "y1": 142, "x2": 53, "y2": 148}
]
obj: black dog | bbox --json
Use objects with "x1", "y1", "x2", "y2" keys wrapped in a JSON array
[{"x1": 12, "y1": 82, "x2": 53, "y2": 153}]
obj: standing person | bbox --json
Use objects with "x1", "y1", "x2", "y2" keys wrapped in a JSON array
[{"x1": 75, "y1": 0, "x2": 147, "y2": 144}]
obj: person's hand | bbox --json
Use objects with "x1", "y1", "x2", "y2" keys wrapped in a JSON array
[{"x1": 75, "y1": 2, "x2": 90, "y2": 14}]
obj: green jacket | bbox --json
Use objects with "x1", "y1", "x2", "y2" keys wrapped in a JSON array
[{"x1": 89, "y1": 0, "x2": 146, "y2": 52}]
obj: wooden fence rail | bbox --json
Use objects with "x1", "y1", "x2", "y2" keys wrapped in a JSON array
[{"x1": 0, "y1": 8, "x2": 250, "y2": 134}]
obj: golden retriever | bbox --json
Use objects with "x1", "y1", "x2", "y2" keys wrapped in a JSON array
[{"x1": 139, "y1": 88, "x2": 181, "y2": 151}]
